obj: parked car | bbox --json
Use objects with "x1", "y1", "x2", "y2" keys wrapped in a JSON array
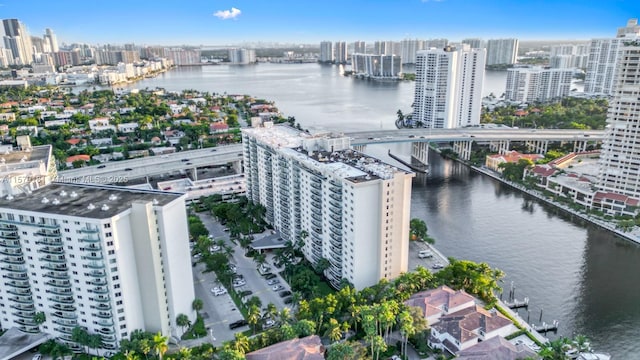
[
  {"x1": 283, "y1": 296, "x2": 293, "y2": 304},
  {"x1": 210, "y1": 245, "x2": 221, "y2": 252},
  {"x1": 432, "y1": 263, "x2": 445, "y2": 270},
  {"x1": 233, "y1": 280, "x2": 246, "y2": 287},
  {"x1": 267, "y1": 279, "x2": 280, "y2": 285},
  {"x1": 279, "y1": 290, "x2": 292, "y2": 298},
  {"x1": 32, "y1": 354, "x2": 42, "y2": 360},
  {"x1": 263, "y1": 319, "x2": 276, "y2": 329},
  {"x1": 212, "y1": 287, "x2": 227, "y2": 296},
  {"x1": 418, "y1": 250, "x2": 433, "y2": 259},
  {"x1": 272, "y1": 285, "x2": 284, "y2": 291},
  {"x1": 239, "y1": 290, "x2": 253, "y2": 298},
  {"x1": 228, "y1": 319, "x2": 248, "y2": 330},
  {"x1": 264, "y1": 274, "x2": 277, "y2": 280}
]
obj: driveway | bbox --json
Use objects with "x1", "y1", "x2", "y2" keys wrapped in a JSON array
[{"x1": 407, "y1": 240, "x2": 448, "y2": 273}]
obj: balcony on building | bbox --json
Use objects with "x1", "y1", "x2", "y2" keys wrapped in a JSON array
[
  {"x1": 38, "y1": 246, "x2": 64, "y2": 255},
  {"x1": 40, "y1": 255, "x2": 66, "y2": 263}
]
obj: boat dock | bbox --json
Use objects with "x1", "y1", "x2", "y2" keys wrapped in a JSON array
[
  {"x1": 533, "y1": 320, "x2": 559, "y2": 333},
  {"x1": 504, "y1": 297, "x2": 529, "y2": 309}
]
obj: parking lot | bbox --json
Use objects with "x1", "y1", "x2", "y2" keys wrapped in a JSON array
[
  {"x1": 407, "y1": 239, "x2": 449, "y2": 272},
  {"x1": 191, "y1": 213, "x2": 292, "y2": 344}
]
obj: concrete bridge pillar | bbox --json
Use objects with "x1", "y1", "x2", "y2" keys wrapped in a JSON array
[
  {"x1": 573, "y1": 141, "x2": 588, "y2": 152},
  {"x1": 232, "y1": 159, "x2": 243, "y2": 174},
  {"x1": 490, "y1": 140, "x2": 511, "y2": 155},
  {"x1": 353, "y1": 144, "x2": 367, "y2": 153},
  {"x1": 192, "y1": 167, "x2": 198, "y2": 181},
  {"x1": 525, "y1": 140, "x2": 549, "y2": 154},
  {"x1": 453, "y1": 140, "x2": 473, "y2": 161},
  {"x1": 411, "y1": 141, "x2": 430, "y2": 165}
]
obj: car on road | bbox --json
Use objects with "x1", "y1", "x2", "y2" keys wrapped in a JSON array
[
  {"x1": 432, "y1": 263, "x2": 445, "y2": 270},
  {"x1": 228, "y1": 319, "x2": 248, "y2": 330},
  {"x1": 267, "y1": 279, "x2": 280, "y2": 285},
  {"x1": 211, "y1": 149, "x2": 217, "y2": 152},
  {"x1": 124, "y1": 168, "x2": 132, "y2": 171},
  {"x1": 418, "y1": 250, "x2": 433, "y2": 259},
  {"x1": 279, "y1": 290, "x2": 292, "y2": 298},
  {"x1": 97, "y1": 165, "x2": 106, "y2": 169},
  {"x1": 239, "y1": 290, "x2": 253, "y2": 298},
  {"x1": 264, "y1": 274, "x2": 277, "y2": 280},
  {"x1": 272, "y1": 285, "x2": 284, "y2": 291},
  {"x1": 181, "y1": 159, "x2": 189, "y2": 162}
]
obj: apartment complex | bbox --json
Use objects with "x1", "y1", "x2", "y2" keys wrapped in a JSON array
[
  {"x1": 549, "y1": 43, "x2": 589, "y2": 69},
  {"x1": 353, "y1": 41, "x2": 366, "y2": 55},
  {"x1": 228, "y1": 48, "x2": 256, "y2": 64},
  {"x1": 1, "y1": 19, "x2": 34, "y2": 66},
  {"x1": 485, "y1": 38, "x2": 518, "y2": 66},
  {"x1": 598, "y1": 40, "x2": 640, "y2": 199},
  {"x1": 413, "y1": 45, "x2": 486, "y2": 128},
  {"x1": 585, "y1": 18, "x2": 640, "y2": 95},
  {"x1": 333, "y1": 42, "x2": 347, "y2": 64},
  {"x1": 319, "y1": 41, "x2": 334, "y2": 63},
  {"x1": 351, "y1": 53, "x2": 402, "y2": 80},
  {"x1": 242, "y1": 124, "x2": 413, "y2": 289},
  {"x1": 505, "y1": 66, "x2": 573, "y2": 103},
  {"x1": 400, "y1": 39, "x2": 425, "y2": 64},
  {"x1": 0, "y1": 148, "x2": 195, "y2": 351}
]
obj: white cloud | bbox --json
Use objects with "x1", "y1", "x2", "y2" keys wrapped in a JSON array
[{"x1": 213, "y1": 7, "x2": 241, "y2": 20}]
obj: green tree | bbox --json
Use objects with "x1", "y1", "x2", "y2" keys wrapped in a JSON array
[
  {"x1": 176, "y1": 313, "x2": 191, "y2": 335},
  {"x1": 233, "y1": 332, "x2": 250, "y2": 354},
  {"x1": 152, "y1": 332, "x2": 168, "y2": 360},
  {"x1": 192, "y1": 298, "x2": 204, "y2": 315},
  {"x1": 409, "y1": 218, "x2": 428, "y2": 241},
  {"x1": 247, "y1": 304, "x2": 262, "y2": 334},
  {"x1": 294, "y1": 319, "x2": 317, "y2": 337},
  {"x1": 324, "y1": 318, "x2": 343, "y2": 343},
  {"x1": 218, "y1": 348, "x2": 245, "y2": 360}
]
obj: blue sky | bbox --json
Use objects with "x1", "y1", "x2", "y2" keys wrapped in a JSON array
[{"x1": 2, "y1": 0, "x2": 638, "y2": 45}]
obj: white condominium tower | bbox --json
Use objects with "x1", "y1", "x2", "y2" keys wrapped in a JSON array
[
  {"x1": 598, "y1": 40, "x2": 640, "y2": 199},
  {"x1": 334, "y1": 41, "x2": 348, "y2": 64},
  {"x1": 351, "y1": 53, "x2": 402, "y2": 79},
  {"x1": 413, "y1": 44, "x2": 486, "y2": 128},
  {"x1": 1, "y1": 18, "x2": 34, "y2": 66},
  {"x1": 585, "y1": 19, "x2": 640, "y2": 95},
  {"x1": 0, "y1": 182, "x2": 196, "y2": 351},
  {"x1": 319, "y1": 41, "x2": 334, "y2": 63},
  {"x1": 401, "y1": 39, "x2": 425, "y2": 64},
  {"x1": 242, "y1": 124, "x2": 413, "y2": 289},
  {"x1": 505, "y1": 67, "x2": 573, "y2": 103},
  {"x1": 486, "y1": 38, "x2": 518, "y2": 66},
  {"x1": 353, "y1": 41, "x2": 366, "y2": 55}
]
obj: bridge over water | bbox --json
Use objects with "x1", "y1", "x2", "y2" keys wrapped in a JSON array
[{"x1": 343, "y1": 128, "x2": 605, "y2": 164}]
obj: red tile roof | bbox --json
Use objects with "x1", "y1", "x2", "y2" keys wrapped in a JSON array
[
  {"x1": 66, "y1": 154, "x2": 90, "y2": 163},
  {"x1": 245, "y1": 335, "x2": 325, "y2": 360},
  {"x1": 593, "y1": 192, "x2": 640, "y2": 206},
  {"x1": 65, "y1": 138, "x2": 85, "y2": 145}
]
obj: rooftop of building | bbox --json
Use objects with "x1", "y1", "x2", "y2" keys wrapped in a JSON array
[
  {"x1": 245, "y1": 335, "x2": 325, "y2": 360},
  {"x1": 434, "y1": 305, "x2": 514, "y2": 344},
  {"x1": 405, "y1": 285, "x2": 476, "y2": 320},
  {"x1": 244, "y1": 124, "x2": 410, "y2": 182},
  {"x1": 0, "y1": 145, "x2": 51, "y2": 171},
  {"x1": 456, "y1": 335, "x2": 540, "y2": 360},
  {"x1": 0, "y1": 182, "x2": 183, "y2": 219}
]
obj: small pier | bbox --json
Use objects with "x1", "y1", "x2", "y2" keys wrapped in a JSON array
[
  {"x1": 533, "y1": 320, "x2": 559, "y2": 333},
  {"x1": 504, "y1": 297, "x2": 529, "y2": 309}
]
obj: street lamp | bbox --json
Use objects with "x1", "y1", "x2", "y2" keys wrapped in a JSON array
[{"x1": 208, "y1": 327, "x2": 216, "y2": 341}]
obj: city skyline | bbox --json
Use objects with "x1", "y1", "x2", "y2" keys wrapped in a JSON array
[{"x1": 2, "y1": 0, "x2": 639, "y2": 46}]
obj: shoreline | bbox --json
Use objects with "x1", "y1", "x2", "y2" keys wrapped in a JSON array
[{"x1": 469, "y1": 164, "x2": 640, "y2": 245}]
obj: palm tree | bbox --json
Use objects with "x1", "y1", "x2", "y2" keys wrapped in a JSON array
[
  {"x1": 33, "y1": 311, "x2": 46, "y2": 331},
  {"x1": 176, "y1": 347, "x2": 192, "y2": 360},
  {"x1": 152, "y1": 332, "x2": 168, "y2": 360},
  {"x1": 325, "y1": 318, "x2": 342, "y2": 343},
  {"x1": 140, "y1": 339, "x2": 152, "y2": 360},
  {"x1": 264, "y1": 303, "x2": 278, "y2": 322},
  {"x1": 233, "y1": 333, "x2": 250, "y2": 354},
  {"x1": 247, "y1": 305, "x2": 261, "y2": 334},
  {"x1": 192, "y1": 298, "x2": 203, "y2": 316},
  {"x1": 176, "y1": 314, "x2": 191, "y2": 336},
  {"x1": 278, "y1": 307, "x2": 293, "y2": 325}
]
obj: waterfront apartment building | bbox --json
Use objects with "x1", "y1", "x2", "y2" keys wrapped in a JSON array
[
  {"x1": 400, "y1": 39, "x2": 425, "y2": 64},
  {"x1": 549, "y1": 43, "x2": 589, "y2": 69},
  {"x1": 0, "y1": 182, "x2": 196, "y2": 351},
  {"x1": 228, "y1": 48, "x2": 256, "y2": 64},
  {"x1": 351, "y1": 53, "x2": 402, "y2": 80},
  {"x1": 585, "y1": 19, "x2": 640, "y2": 95},
  {"x1": 486, "y1": 38, "x2": 518, "y2": 66},
  {"x1": 165, "y1": 49, "x2": 201, "y2": 66},
  {"x1": 353, "y1": 41, "x2": 366, "y2": 55},
  {"x1": 413, "y1": 45, "x2": 486, "y2": 129},
  {"x1": 598, "y1": 40, "x2": 640, "y2": 199},
  {"x1": 242, "y1": 124, "x2": 413, "y2": 289},
  {"x1": 334, "y1": 42, "x2": 348, "y2": 64},
  {"x1": 505, "y1": 67, "x2": 573, "y2": 103},
  {"x1": 1, "y1": 18, "x2": 34, "y2": 66},
  {"x1": 462, "y1": 38, "x2": 484, "y2": 49},
  {"x1": 374, "y1": 41, "x2": 395, "y2": 55},
  {"x1": 319, "y1": 41, "x2": 334, "y2": 63}
]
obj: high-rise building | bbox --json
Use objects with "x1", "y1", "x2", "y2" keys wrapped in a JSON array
[
  {"x1": 400, "y1": 39, "x2": 425, "y2": 64},
  {"x1": 374, "y1": 41, "x2": 394, "y2": 55},
  {"x1": 424, "y1": 38, "x2": 449, "y2": 49},
  {"x1": 2, "y1": 19, "x2": 34, "y2": 65},
  {"x1": 413, "y1": 45, "x2": 486, "y2": 129},
  {"x1": 165, "y1": 49, "x2": 201, "y2": 66},
  {"x1": 353, "y1": 41, "x2": 366, "y2": 55},
  {"x1": 319, "y1": 41, "x2": 334, "y2": 63},
  {"x1": 334, "y1": 41, "x2": 347, "y2": 64},
  {"x1": 228, "y1": 48, "x2": 256, "y2": 64},
  {"x1": 584, "y1": 19, "x2": 640, "y2": 95},
  {"x1": 44, "y1": 28, "x2": 59, "y2": 53},
  {"x1": 505, "y1": 66, "x2": 573, "y2": 103},
  {"x1": 0, "y1": 145, "x2": 195, "y2": 351},
  {"x1": 462, "y1": 38, "x2": 484, "y2": 49},
  {"x1": 486, "y1": 38, "x2": 518, "y2": 66},
  {"x1": 242, "y1": 124, "x2": 413, "y2": 289},
  {"x1": 598, "y1": 40, "x2": 640, "y2": 199},
  {"x1": 548, "y1": 43, "x2": 589, "y2": 69},
  {"x1": 351, "y1": 53, "x2": 402, "y2": 79}
]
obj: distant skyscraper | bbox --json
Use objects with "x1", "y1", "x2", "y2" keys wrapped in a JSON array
[
  {"x1": 462, "y1": 38, "x2": 484, "y2": 49},
  {"x1": 400, "y1": 39, "x2": 425, "y2": 64},
  {"x1": 44, "y1": 28, "x2": 58, "y2": 53},
  {"x1": 486, "y1": 38, "x2": 518, "y2": 66},
  {"x1": 334, "y1": 41, "x2": 347, "y2": 64},
  {"x1": 584, "y1": 19, "x2": 640, "y2": 95},
  {"x1": 228, "y1": 48, "x2": 256, "y2": 64},
  {"x1": 598, "y1": 41, "x2": 640, "y2": 199},
  {"x1": 413, "y1": 45, "x2": 486, "y2": 129},
  {"x1": 2, "y1": 19, "x2": 34, "y2": 65},
  {"x1": 374, "y1": 41, "x2": 394, "y2": 55},
  {"x1": 319, "y1": 41, "x2": 334, "y2": 63},
  {"x1": 424, "y1": 38, "x2": 449, "y2": 49},
  {"x1": 505, "y1": 67, "x2": 573, "y2": 103},
  {"x1": 548, "y1": 43, "x2": 589, "y2": 69},
  {"x1": 353, "y1": 41, "x2": 366, "y2": 54},
  {"x1": 351, "y1": 53, "x2": 402, "y2": 79}
]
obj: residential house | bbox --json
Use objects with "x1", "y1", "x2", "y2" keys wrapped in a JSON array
[
  {"x1": 164, "y1": 130, "x2": 185, "y2": 145},
  {"x1": 405, "y1": 285, "x2": 476, "y2": 325},
  {"x1": 150, "y1": 147, "x2": 176, "y2": 155},
  {"x1": 88, "y1": 117, "x2": 116, "y2": 132},
  {"x1": 45, "y1": 119, "x2": 70, "y2": 128},
  {"x1": 210, "y1": 122, "x2": 229, "y2": 133},
  {"x1": 245, "y1": 335, "x2": 325, "y2": 360},
  {"x1": 117, "y1": 122, "x2": 139, "y2": 133},
  {"x1": 0, "y1": 112, "x2": 16, "y2": 122},
  {"x1": 91, "y1": 138, "x2": 113, "y2": 148},
  {"x1": 65, "y1": 154, "x2": 91, "y2": 168},
  {"x1": 79, "y1": 103, "x2": 95, "y2": 115},
  {"x1": 65, "y1": 138, "x2": 86, "y2": 148},
  {"x1": 428, "y1": 305, "x2": 517, "y2": 355},
  {"x1": 485, "y1": 151, "x2": 543, "y2": 172},
  {"x1": 150, "y1": 136, "x2": 162, "y2": 145},
  {"x1": 456, "y1": 336, "x2": 540, "y2": 360}
]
